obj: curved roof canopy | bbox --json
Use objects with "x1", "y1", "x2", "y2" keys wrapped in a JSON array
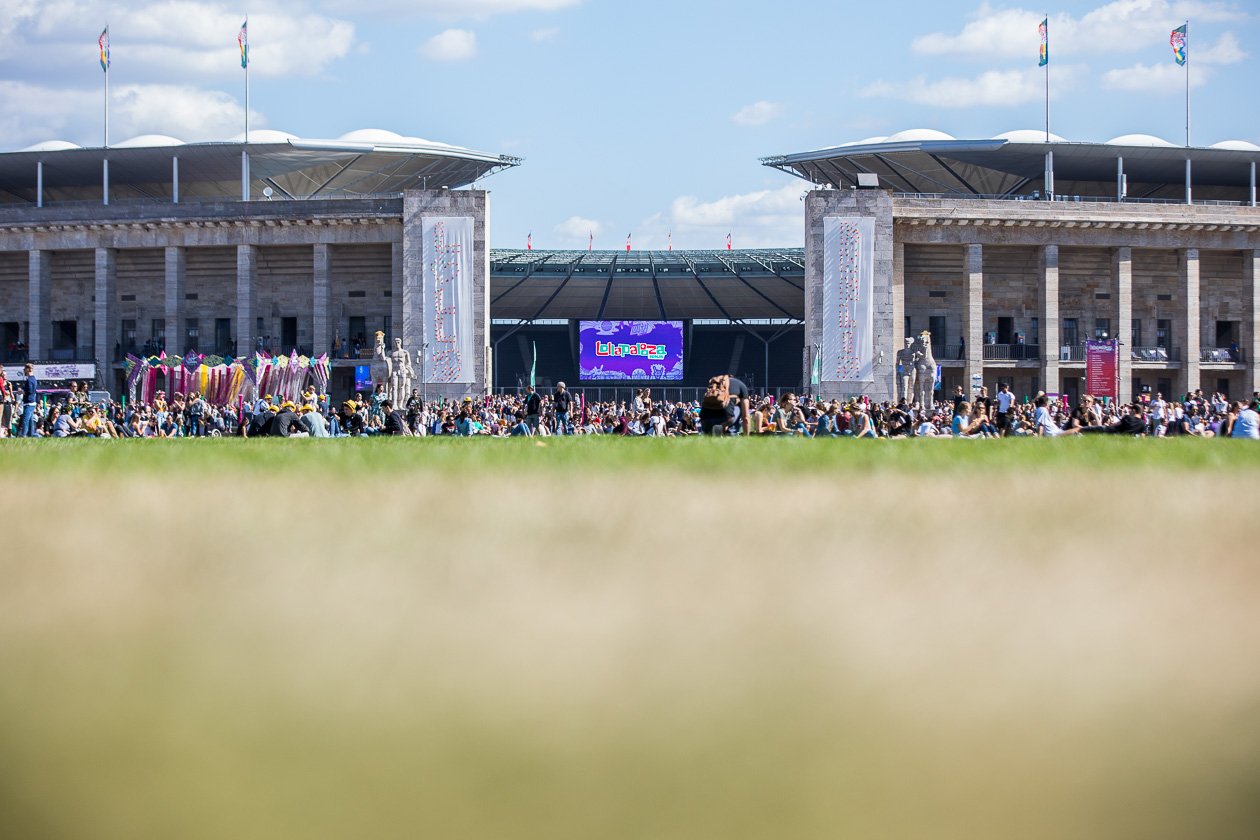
[
  {"x1": 490, "y1": 249, "x2": 805, "y2": 321},
  {"x1": 762, "y1": 132, "x2": 1260, "y2": 202},
  {"x1": 0, "y1": 131, "x2": 520, "y2": 205}
]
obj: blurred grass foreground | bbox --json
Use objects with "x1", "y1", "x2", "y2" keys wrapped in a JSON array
[{"x1": 1, "y1": 438, "x2": 1259, "y2": 839}]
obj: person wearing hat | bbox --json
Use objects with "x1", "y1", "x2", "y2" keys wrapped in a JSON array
[
  {"x1": 553, "y1": 381, "x2": 573, "y2": 436},
  {"x1": 299, "y1": 403, "x2": 329, "y2": 438},
  {"x1": 269, "y1": 401, "x2": 301, "y2": 437}
]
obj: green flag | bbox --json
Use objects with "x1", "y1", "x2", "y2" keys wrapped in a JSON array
[
  {"x1": 810, "y1": 349, "x2": 820, "y2": 386},
  {"x1": 529, "y1": 341, "x2": 536, "y2": 388}
]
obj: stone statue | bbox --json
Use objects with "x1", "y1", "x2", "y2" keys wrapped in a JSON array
[
  {"x1": 369, "y1": 331, "x2": 388, "y2": 395},
  {"x1": 910, "y1": 330, "x2": 937, "y2": 409},
  {"x1": 895, "y1": 337, "x2": 918, "y2": 404},
  {"x1": 386, "y1": 337, "x2": 415, "y2": 407}
]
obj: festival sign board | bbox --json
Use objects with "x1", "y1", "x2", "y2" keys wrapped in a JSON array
[
  {"x1": 421, "y1": 216, "x2": 475, "y2": 384},
  {"x1": 3, "y1": 362, "x2": 96, "y2": 381},
  {"x1": 1085, "y1": 339, "x2": 1118, "y2": 399}
]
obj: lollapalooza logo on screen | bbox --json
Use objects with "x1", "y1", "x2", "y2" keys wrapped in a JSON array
[
  {"x1": 429, "y1": 220, "x2": 463, "y2": 383},
  {"x1": 579, "y1": 321, "x2": 684, "y2": 381}
]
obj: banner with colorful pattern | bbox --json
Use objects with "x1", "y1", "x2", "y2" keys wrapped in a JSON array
[
  {"x1": 422, "y1": 216, "x2": 475, "y2": 384},
  {"x1": 821, "y1": 217, "x2": 875, "y2": 384}
]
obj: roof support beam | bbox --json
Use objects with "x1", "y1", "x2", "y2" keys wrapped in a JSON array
[{"x1": 595, "y1": 254, "x2": 619, "y2": 320}]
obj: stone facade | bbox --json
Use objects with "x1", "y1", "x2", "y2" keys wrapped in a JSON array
[
  {"x1": 401, "y1": 190, "x2": 491, "y2": 400},
  {"x1": 0, "y1": 190, "x2": 490, "y2": 395},
  {"x1": 804, "y1": 190, "x2": 896, "y2": 402}
]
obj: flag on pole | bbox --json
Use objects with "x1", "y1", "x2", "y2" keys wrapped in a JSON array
[
  {"x1": 726, "y1": 232, "x2": 732, "y2": 250},
  {"x1": 99, "y1": 26, "x2": 110, "y2": 72},
  {"x1": 527, "y1": 232, "x2": 532, "y2": 250},
  {"x1": 810, "y1": 348, "x2": 820, "y2": 386},
  {"x1": 667, "y1": 231, "x2": 672, "y2": 252},
  {"x1": 1038, "y1": 18, "x2": 1048, "y2": 66},
  {"x1": 588, "y1": 231, "x2": 593, "y2": 251},
  {"x1": 625, "y1": 233, "x2": 631, "y2": 252},
  {"x1": 238, "y1": 20, "x2": 249, "y2": 69},
  {"x1": 529, "y1": 341, "x2": 537, "y2": 387},
  {"x1": 1171, "y1": 24, "x2": 1187, "y2": 65}
]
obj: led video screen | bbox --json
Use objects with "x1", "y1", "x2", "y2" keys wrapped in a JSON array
[{"x1": 578, "y1": 321, "x2": 684, "y2": 381}]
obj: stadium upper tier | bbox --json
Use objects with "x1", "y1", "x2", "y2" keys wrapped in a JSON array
[
  {"x1": 0, "y1": 129, "x2": 520, "y2": 205},
  {"x1": 762, "y1": 129, "x2": 1260, "y2": 204},
  {"x1": 490, "y1": 249, "x2": 805, "y2": 321}
]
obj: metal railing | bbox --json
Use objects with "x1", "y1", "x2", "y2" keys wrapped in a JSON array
[
  {"x1": 1200, "y1": 347, "x2": 1244, "y2": 363},
  {"x1": 1130, "y1": 346, "x2": 1180, "y2": 362},
  {"x1": 894, "y1": 192, "x2": 1247, "y2": 207},
  {"x1": 982, "y1": 344, "x2": 1041, "y2": 361}
]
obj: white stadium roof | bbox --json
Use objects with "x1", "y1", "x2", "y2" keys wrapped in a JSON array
[
  {"x1": 0, "y1": 129, "x2": 520, "y2": 205},
  {"x1": 763, "y1": 129, "x2": 1260, "y2": 203}
]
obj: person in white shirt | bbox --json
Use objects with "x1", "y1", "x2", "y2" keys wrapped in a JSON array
[
  {"x1": 1149, "y1": 392, "x2": 1167, "y2": 433},
  {"x1": 996, "y1": 383, "x2": 1016, "y2": 436},
  {"x1": 1033, "y1": 394, "x2": 1082, "y2": 437}
]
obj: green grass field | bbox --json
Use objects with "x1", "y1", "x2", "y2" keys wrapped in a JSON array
[{"x1": 2, "y1": 438, "x2": 1259, "y2": 839}]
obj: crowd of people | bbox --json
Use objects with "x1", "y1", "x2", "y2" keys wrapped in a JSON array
[{"x1": 3, "y1": 364, "x2": 1259, "y2": 440}]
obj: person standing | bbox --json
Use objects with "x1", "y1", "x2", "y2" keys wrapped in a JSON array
[
  {"x1": 0, "y1": 367, "x2": 11, "y2": 437},
  {"x1": 523, "y1": 385, "x2": 543, "y2": 435},
  {"x1": 18, "y1": 363, "x2": 38, "y2": 437},
  {"x1": 553, "y1": 382, "x2": 573, "y2": 436},
  {"x1": 996, "y1": 382, "x2": 1015, "y2": 436}
]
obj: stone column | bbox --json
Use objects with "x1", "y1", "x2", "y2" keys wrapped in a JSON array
[
  {"x1": 1181, "y1": 248, "x2": 1200, "y2": 397},
  {"x1": 94, "y1": 248, "x2": 116, "y2": 379},
  {"x1": 391, "y1": 242, "x2": 405, "y2": 344},
  {"x1": 164, "y1": 246, "x2": 184, "y2": 355},
  {"x1": 964, "y1": 244, "x2": 984, "y2": 397},
  {"x1": 1244, "y1": 250, "x2": 1259, "y2": 398},
  {"x1": 237, "y1": 245, "x2": 257, "y2": 357},
  {"x1": 802, "y1": 189, "x2": 895, "y2": 403},
  {"x1": 401, "y1": 190, "x2": 490, "y2": 400},
  {"x1": 313, "y1": 243, "x2": 330, "y2": 355},
  {"x1": 891, "y1": 240, "x2": 905, "y2": 401},
  {"x1": 1040, "y1": 245, "x2": 1060, "y2": 396},
  {"x1": 1114, "y1": 247, "x2": 1133, "y2": 403},
  {"x1": 28, "y1": 250, "x2": 51, "y2": 360}
]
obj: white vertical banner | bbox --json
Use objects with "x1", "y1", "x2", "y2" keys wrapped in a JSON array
[
  {"x1": 821, "y1": 216, "x2": 875, "y2": 383},
  {"x1": 423, "y1": 216, "x2": 475, "y2": 384}
]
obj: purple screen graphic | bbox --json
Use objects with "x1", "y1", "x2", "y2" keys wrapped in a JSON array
[{"x1": 579, "y1": 321, "x2": 684, "y2": 381}]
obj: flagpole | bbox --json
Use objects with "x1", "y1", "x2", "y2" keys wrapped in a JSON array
[
  {"x1": 241, "y1": 16, "x2": 250, "y2": 201},
  {"x1": 1044, "y1": 12, "x2": 1050, "y2": 143},
  {"x1": 1184, "y1": 20, "x2": 1190, "y2": 148},
  {"x1": 103, "y1": 28, "x2": 109, "y2": 149}
]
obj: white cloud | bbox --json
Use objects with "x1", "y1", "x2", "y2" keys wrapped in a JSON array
[
  {"x1": 530, "y1": 27, "x2": 559, "y2": 41},
  {"x1": 420, "y1": 29, "x2": 477, "y2": 61},
  {"x1": 1101, "y1": 33, "x2": 1245, "y2": 92},
  {"x1": 863, "y1": 67, "x2": 1082, "y2": 108},
  {"x1": 318, "y1": 0, "x2": 581, "y2": 18},
  {"x1": 553, "y1": 216, "x2": 602, "y2": 243},
  {"x1": 0, "y1": 81, "x2": 253, "y2": 147},
  {"x1": 0, "y1": 2, "x2": 355, "y2": 80},
  {"x1": 912, "y1": 0, "x2": 1247, "y2": 60},
  {"x1": 634, "y1": 182, "x2": 806, "y2": 249},
  {"x1": 730, "y1": 101, "x2": 784, "y2": 127}
]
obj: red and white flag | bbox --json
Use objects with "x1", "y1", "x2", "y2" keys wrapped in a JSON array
[
  {"x1": 726, "y1": 232, "x2": 732, "y2": 250},
  {"x1": 667, "y1": 231, "x2": 672, "y2": 252},
  {"x1": 527, "y1": 232, "x2": 532, "y2": 250},
  {"x1": 588, "y1": 231, "x2": 593, "y2": 251},
  {"x1": 625, "y1": 233, "x2": 631, "y2": 252}
]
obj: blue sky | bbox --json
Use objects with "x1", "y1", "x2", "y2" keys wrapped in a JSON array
[{"x1": 0, "y1": 0, "x2": 1256, "y2": 249}]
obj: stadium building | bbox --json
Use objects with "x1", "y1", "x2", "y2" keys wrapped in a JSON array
[{"x1": 1, "y1": 126, "x2": 1258, "y2": 404}]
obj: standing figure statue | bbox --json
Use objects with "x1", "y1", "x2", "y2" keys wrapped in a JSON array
[
  {"x1": 369, "y1": 331, "x2": 388, "y2": 395},
  {"x1": 386, "y1": 337, "x2": 415, "y2": 407},
  {"x1": 895, "y1": 336, "x2": 919, "y2": 405},
  {"x1": 911, "y1": 330, "x2": 937, "y2": 410}
]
